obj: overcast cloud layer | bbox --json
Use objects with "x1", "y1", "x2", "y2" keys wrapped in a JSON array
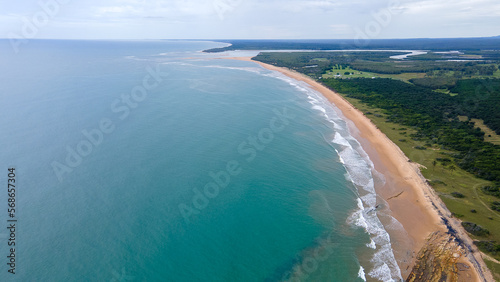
[{"x1": 1, "y1": 0, "x2": 499, "y2": 39}]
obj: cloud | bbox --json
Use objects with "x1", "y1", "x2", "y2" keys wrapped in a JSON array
[
  {"x1": 93, "y1": 5, "x2": 142, "y2": 18},
  {"x1": 329, "y1": 24, "x2": 353, "y2": 35},
  {"x1": 400, "y1": 0, "x2": 500, "y2": 18},
  {"x1": 0, "y1": 0, "x2": 498, "y2": 39}
]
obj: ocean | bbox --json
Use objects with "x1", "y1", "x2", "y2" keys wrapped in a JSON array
[{"x1": 0, "y1": 40, "x2": 402, "y2": 281}]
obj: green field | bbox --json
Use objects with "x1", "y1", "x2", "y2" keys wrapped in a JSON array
[
  {"x1": 433, "y1": 88, "x2": 458, "y2": 96},
  {"x1": 322, "y1": 65, "x2": 425, "y2": 82},
  {"x1": 471, "y1": 119, "x2": 500, "y2": 145},
  {"x1": 322, "y1": 63, "x2": 500, "y2": 82}
]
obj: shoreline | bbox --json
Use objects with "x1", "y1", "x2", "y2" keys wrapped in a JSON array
[{"x1": 221, "y1": 56, "x2": 491, "y2": 281}]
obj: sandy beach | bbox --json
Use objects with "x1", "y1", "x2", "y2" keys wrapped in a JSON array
[{"x1": 221, "y1": 56, "x2": 492, "y2": 281}]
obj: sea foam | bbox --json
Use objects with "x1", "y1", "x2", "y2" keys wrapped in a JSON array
[
  {"x1": 358, "y1": 266, "x2": 367, "y2": 281},
  {"x1": 191, "y1": 62, "x2": 404, "y2": 281},
  {"x1": 279, "y1": 73, "x2": 404, "y2": 281}
]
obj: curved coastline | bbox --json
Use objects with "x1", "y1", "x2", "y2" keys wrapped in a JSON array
[{"x1": 222, "y1": 56, "x2": 492, "y2": 281}]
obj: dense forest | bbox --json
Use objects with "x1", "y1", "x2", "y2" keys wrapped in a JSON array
[
  {"x1": 450, "y1": 79, "x2": 500, "y2": 134},
  {"x1": 253, "y1": 51, "x2": 500, "y2": 185},
  {"x1": 321, "y1": 78, "x2": 500, "y2": 182}
]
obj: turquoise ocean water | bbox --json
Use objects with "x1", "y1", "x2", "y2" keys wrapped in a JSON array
[{"x1": 0, "y1": 40, "x2": 402, "y2": 281}]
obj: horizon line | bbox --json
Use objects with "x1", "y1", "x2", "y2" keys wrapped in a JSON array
[{"x1": 2, "y1": 35, "x2": 500, "y2": 41}]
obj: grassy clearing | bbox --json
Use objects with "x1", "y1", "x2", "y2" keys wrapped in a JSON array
[
  {"x1": 457, "y1": 116, "x2": 500, "y2": 145},
  {"x1": 471, "y1": 118, "x2": 500, "y2": 145},
  {"x1": 494, "y1": 68, "x2": 500, "y2": 78},
  {"x1": 322, "y1": 66, "x2": 425, "y2": 82},
  {"x1": 321, "y1": 62, "x2": 499, "y2": 83},
  {"x1": 433, "y1": 88, "x2": 458, "y2": 96},
  {"x1": 470, "y1": 64, "x2": 500, "y2": 79},
  {"x1": 311, "y1": 58, "x2": 329, "y2": 62},
  {"x1": 342, "y1": 97, "x2": 500, "y2": 262}
]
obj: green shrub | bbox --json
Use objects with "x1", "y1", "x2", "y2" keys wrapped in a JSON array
[
  {"x1": 474, "y1": 241, "x2": 500, "y2": 255},
  {"x1": 429, "y1": 179, "x2": 447, "y2": 186},
  {"x1": 462, "y1": 222, "x2": 490, "y2": 236},
  {"x1": 481, "y1": 185, "x2": 500, "y2": 198}
]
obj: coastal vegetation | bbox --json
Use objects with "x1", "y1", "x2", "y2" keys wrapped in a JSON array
[
  {"x1": 251, "y1": 50, "x2": 500, "y2": 277},
  {"x1": 203, "y1": 37, "x2": 500, "y2": 53}
]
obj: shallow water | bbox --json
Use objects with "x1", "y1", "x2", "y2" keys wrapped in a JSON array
[{"x1": 0, "y1": 39, "x2": 402, "y2": 281}]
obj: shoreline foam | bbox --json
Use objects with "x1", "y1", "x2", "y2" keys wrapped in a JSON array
[
  {"x1": 259, "y1": 65, "x2": 404, "y2": 280},
  {"x1": 304, "y1": 81, "x2": 403, "y2": 280},
  {"x1": 221, "y1": 56, "x2": 491, "y2": 281}
]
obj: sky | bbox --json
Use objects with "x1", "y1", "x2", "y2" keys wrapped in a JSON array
[{"x1": 1, "y1": 0, "x2": 499, "y2": 40}]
